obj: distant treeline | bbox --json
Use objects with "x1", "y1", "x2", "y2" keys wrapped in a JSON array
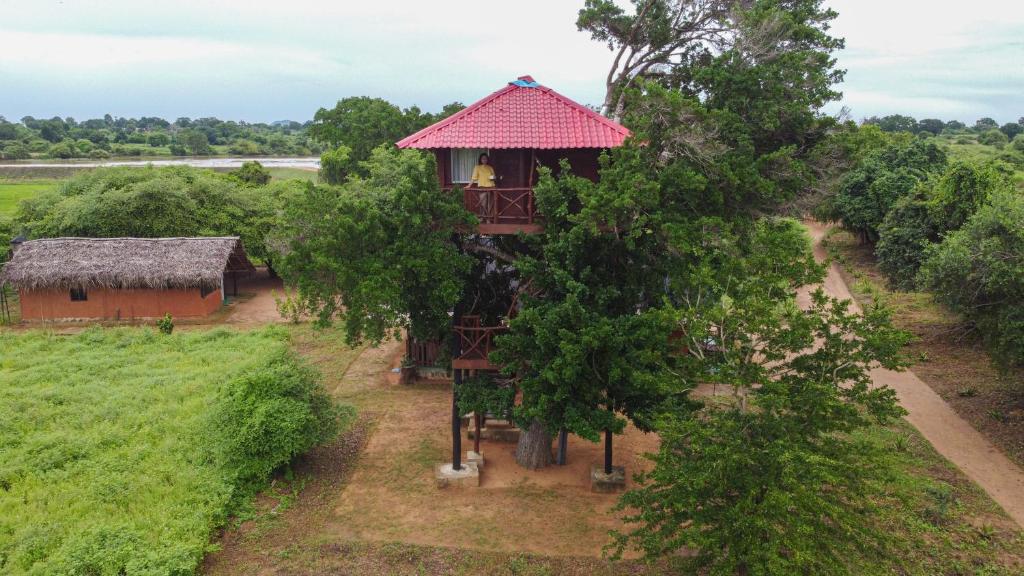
[
  {"x1": 863, "y1": 114, "x2": 1024, "y2": 140},
  {"x1": 0, "y1": 95, "x2": 465, "y2": 162},
  {"x1": 0, "y1": 114, "x2": 320, "y2": 160}
]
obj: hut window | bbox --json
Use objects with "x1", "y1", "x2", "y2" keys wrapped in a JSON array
[
  {"x1": 70, "y1": 287, "x2": 88, "y2": 301},
  {"x1": 200, "y1": 285, "x2": 215, "y2": 299},
  {"x1": 451, "y1": 148, "x2": 487, "y2": 184}
]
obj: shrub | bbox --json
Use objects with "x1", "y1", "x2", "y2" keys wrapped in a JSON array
[
  {"x1": 46, "y1": 140, "x2": 81, "y2": 159},
  {"x1": 206, "y1": 348, "x2": 343, "y2": 496},
  {"x1": 1013, "y1": 134, "x2": 1024, "y2": 153},
  {"x1": 874, "y1": 161, "x2": 1011, "y2": 290},
  {"x1": 876, "y1": 193, "x2": 936, "y2": 289},
  {"x1": 229, "y1": 160, "x2": 271, "y2": 185},
  {"x1": 156, "y1": 313, "x2": 174, "y2": 334},
  {"x1": 273, "y1": 288, "x2": 308, "y2": 324},
  {"x1": 0, "y1": 143, "x2": 30, "y2": 160},
  {"x1": 918, "y1": 189, "x2": 1024, "y2": 367},
  {"x1": 88, "y1": 148, "x2": 110, "y2": 159},
  {"x1": 831, "y1": 139, "x2": 946, "y2": 243},
  {"x1": 977, "y1": 128, "x2": 1008, "y2": 148}
]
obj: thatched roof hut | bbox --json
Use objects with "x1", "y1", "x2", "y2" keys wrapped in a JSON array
[{"x1": 0, "y1": 237, "x2": 255, "y2": 291}]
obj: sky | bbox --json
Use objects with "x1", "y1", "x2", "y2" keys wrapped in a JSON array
[{"x1": 0, "y1": 0, "x2": 1021, "y2": 124}]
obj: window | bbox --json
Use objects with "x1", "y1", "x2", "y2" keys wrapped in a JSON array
[
  {"x1": 70, "y1": 287, "x2": 88, "y2": 301},
  {"x1": 451, "y1": 148, "x2": 487, "y2": 184},
  {"x1": 200, "y1": 285, "x2": 216, "y2": 299}
]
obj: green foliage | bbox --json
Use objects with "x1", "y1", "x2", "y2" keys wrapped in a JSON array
[
  {"x1": 1000, "y1": 122, "x2": 1023, "y2": 140},
  {"x1": 273, "y1": 146, "x2": 473, "y2": 344},
  {"x1": 177, "y1": 128, "x2": 211, "y2": 155},
  {"x1": 13, "y1": 166, "x2": 286, "y2": 264},
  {"x1": 875, "y1": 161, "x2": 1012, "y2": 290},
  {"x1": 918, "y1": 188, "x2": 1024, "y2": 367},
  {"x1": 1012, "y1": 134, "x2": 1024, "y2": 152},
  {"x1": 46, "y1": 140, "x2": 83, "y2": 159},
  {"x1": 309, "y1": 97, "x2": 463, "y2": 177},
  {"x1": 156, "y1": 313, "x2": 174, "y2": 334},
  {"x1": 1, "y1": 143, "x2": 30, "y2": 160},
  {"x1": 978, "y1": 129, "x2": 1009, "y2": 148},
  {"x1": 0, "y1": 326, "x2": 346, "y2": 575},
  {"x1": 229, "y1": 160, "x2": 272, "y2": 186},
  {"x1": 456, "y1": 373, "x2": 516, "y2": 422},
  {"x1": 831, "y1": 139, "x2": 947, "y2": 242},
  {"x1": 319, "y1": 144, "x2": 352, "y2": 185},
  {"x1": 206, "y1": 348, "x2": 342, "y2": 496},
  {"x1": 613, "y1": 239, "x2": 909, "y2": 573},
  {"x1": 865, "y1": 114, "x2": 919, "y2": 133}
]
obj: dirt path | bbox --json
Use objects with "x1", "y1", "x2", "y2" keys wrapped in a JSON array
[{"x1": 803, "y1": 220, "x2": 1024, "y2": 528}]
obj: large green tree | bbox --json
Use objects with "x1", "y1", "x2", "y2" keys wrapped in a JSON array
[
  {"x1": 272, "y1": 146, "x2": 473, "y2": 344},
  {"x1": 309, "y1": 97, "x2": 464, "y2": 179}
]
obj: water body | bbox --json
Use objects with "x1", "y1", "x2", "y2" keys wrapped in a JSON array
[{"x1": 0, "y1": 157, "x2": 320, "y2": 170}]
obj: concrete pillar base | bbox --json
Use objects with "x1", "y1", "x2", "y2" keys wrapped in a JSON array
[
  {"x1": 435, "y1": 462, "x2": 480, "y2": 488},
  {"x1": 591, "y1": 464, "x2": 626, "y2": 493},
  {"x1": 466, "y1": 450, "x2": 484, "y2": 469}
]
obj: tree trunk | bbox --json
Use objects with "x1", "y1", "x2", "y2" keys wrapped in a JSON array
[{"x1": 515, "y1": 419, "x2": 553, "y2": 469}]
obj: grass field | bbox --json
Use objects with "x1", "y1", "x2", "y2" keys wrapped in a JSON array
[
  {"x1": 0, "y1": 325, "x2": 346, "y2": 575},
  {"x1": 267, "y1": 166, "x2": 319, "y2": 182},
  {"x1": 0, "y1": 180, "x2": 57, "y2": 217}
]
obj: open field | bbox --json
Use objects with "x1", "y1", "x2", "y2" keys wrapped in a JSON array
[
  {"x1": 0, "y1": 180, "x2": 57, "y2": 217},
  {"x1": 825, "y1": 229, "x2": 1024, "y2": 468},
  {"x1": 202, "y1": 327, "x2": 1024, "y2": 575},
  {"x1": 0, "y1": 325, "x2": 346, "y2": 575},
  {"x1": 267, "y1": 166, "x2": 319, "y2": 182}
]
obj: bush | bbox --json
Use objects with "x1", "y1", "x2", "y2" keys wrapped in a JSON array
[
  {"x1": 156, "y1": 313, "x2": 174, "y2": 334},
  {"x1": 918, "y1": 189, "x2": 1024, "y2": 367},
  {"x1": 228, "y1": 139, "x2": 263, "y2": 155},
  {"x1": 875, "y1": 161, "x2": 1011, "y2": 290},
  {"x1": 0, "y1": 143, "x2": 30, "y2": 160},
  {"x1": 831, "y1": 139, "x2": 946, "y2": 242},
  {"x1": 46, "y1": 140, "x2": 81, "y2": 159},
  {"x1": 876, "y1": 193, "x2": 936, "y2": 289},
  {"x1": 16, "y1": 165, "x2": 284, "y2": 263},
  {"x1": 88, "y1": 148, "x2": 110, "y2": 159},
  {"x1": 977, "y1": 128, "x2": 1009, "y2": 148},
  {"x1": 229, "y1": 160, "x2": 271, "y2": 185},
  {"x1": 1013, "y1": 134, "x2": 1024, "y2": 153},
  {"x1": 206, "y1": 348, "x2": 343, "y2": 496}
]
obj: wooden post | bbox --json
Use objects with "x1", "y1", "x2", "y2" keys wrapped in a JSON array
[
  {"x1": 450, "y1": 285, "x2": 465, "y2": 470},
  {"x1": 604, "y1": 428, "x2": 613, "y2": 475},
  {"x1": 474, "y1": 412, "x2": 482, "y2": 454},
  {"x1": 452, "y1": 369, "x2": 463, "y2": 470},
  {"x1": 557, "y1": 428, "x2": 568, "y2": 465}
]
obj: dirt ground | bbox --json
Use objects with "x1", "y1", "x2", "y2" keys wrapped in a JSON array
[
  {"x1": 203, "y1": 330, "x2": 664, "y2": 574},
  {"x1": 221, "y1": 268, "x2": 286, "y2": 326},
  {"x1": 323, "y1": 341, "x2": 659, "y2": 558},
  {"x1": 804, "y1": 220, "x2": 1024, "y2": 528}
]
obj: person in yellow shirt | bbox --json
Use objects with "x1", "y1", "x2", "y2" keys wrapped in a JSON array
[{"x1": 468, "y1": 153, "x2": 496, "y2": 218}]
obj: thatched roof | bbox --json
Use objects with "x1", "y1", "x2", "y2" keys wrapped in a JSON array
[{"x1": 0, "y1": 237, "x2": 255, "y2": 291}]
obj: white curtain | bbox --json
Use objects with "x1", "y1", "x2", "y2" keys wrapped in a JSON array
[{"x1": 451, "y1": 148, "x2": 486, "y2": 183}]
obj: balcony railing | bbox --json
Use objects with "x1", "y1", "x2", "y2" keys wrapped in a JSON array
[
  {"x1": 452, "y1": 321, "x2": 508, "y2": 370},
  {"x1": 461, "y1": 187, "x2": 542, "y2": 234}
]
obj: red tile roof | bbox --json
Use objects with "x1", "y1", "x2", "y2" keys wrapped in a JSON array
[{"x1": 396, "y1": 75, "x2": 631, "y2": 150}]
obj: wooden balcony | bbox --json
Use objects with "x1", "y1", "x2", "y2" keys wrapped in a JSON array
[
  {"x1": 452, "y1": 320, "x2": 508, "y2": 370},
  {"x1": 462, "y1": 187, "x2": 543, "y2": 235}
]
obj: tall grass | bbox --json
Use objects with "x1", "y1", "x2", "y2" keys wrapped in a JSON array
[{"x1": 0, "y1": 325, "x2": 348, "y2": 575}]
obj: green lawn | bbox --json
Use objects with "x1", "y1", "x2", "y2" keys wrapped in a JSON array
[
  {"x1": 268, "y1": 166, "x2": 319, "y2": 182},
  {"x1": 0, "y1": 325, "x2": 345, "y2": 575},
  {"x1": 0, "y1": 180, "x2": 56, "y2": 217}
]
